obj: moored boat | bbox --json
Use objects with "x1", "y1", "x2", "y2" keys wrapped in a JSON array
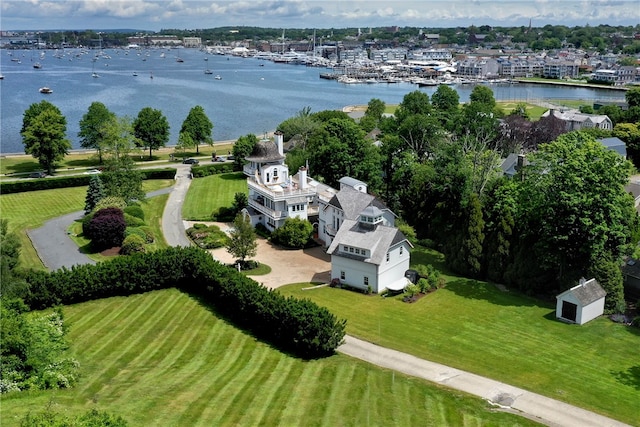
[{"x1": 39, "y1": 86, "x2": 52, "y2": 94}]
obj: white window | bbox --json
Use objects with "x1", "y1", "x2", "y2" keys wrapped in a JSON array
[
  {"x1": 386, "y1": 252, "x2": 390, "y2": 262},
  {"x1": 364, "y1": 276, "x2": 369, "y2": 286},
  {"x1": 340, "y1": 271, "x2": 345, "y2": 280},
  {"x1": 400, "y1": 246, "x2": 404, "y2": 256},
  {"x1": 355, "y1": 248, "x2": 360, "y2": 255}
]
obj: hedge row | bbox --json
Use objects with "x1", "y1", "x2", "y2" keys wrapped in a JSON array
[
  {"x1": 22, "y1": 246, "x2": 346, "y2": 358},
  {"x1": 0, "y1": 168, "x2": 177, "y2": 194},
  {"x1": 191, "y1": 163, "x2": 237, "y2": 178}
]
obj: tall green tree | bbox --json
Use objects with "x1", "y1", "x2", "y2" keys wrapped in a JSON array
[
  {"x1": 395, "y1": 90, "x2": 432, "y2": 122},
  {"x1": 84, "y1": 175, "x2": 105, "y2": 214},
  {"x1": 180, "y1": 105, "x2": 213, "y2": 154},
  {"x1": 133, "y1": 107, "x2": 170, "y2": 159},
  {"x1": 277, "y1": 107, "x2": 320, "y2": 149},
  {"x1": 226, "y1": 214, "x2": 258, "y2": 268},
  {"x1": 78, "y1": 102, "x2": 116, "y2": 163},
  {"x1": 21, "y1": 103, "x2": 71, "y2": 175},
  {"x1": 625, "y1": 87, "x2": 640, "y2": 108},
  {"x1": 99, "y1": 116, "x2": 136, "y2": 169},
  {"x1": 519, "y1": 132, "x2": 637, "y2": 291},
  {"x1": 232, "y1": 133, "x2": 259, "y2": 170}
]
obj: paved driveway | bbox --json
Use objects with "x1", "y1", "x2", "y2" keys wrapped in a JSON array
[{"x1": 192, "y1": 221, "x2": 331, "y2": 289}]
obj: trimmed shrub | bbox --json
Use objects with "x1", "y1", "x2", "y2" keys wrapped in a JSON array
[
  {"x1": 124, "y1": 213, "x2": 145, "y2": 227},
  {"x1": 123, "y1": 205, "x2": 145, "y2": 221},
  {"x1": 137, "y1": 226, "x2": 155, "y2": 243},
  {"x1": 191, "y1": 163, "x2": 233, "y2": 178},
  {"x1": 186, "y1": 224, "x2": 229, "y2": 249},
  {"x1": 270, "y1": 217, "x2": 313, "y2": 248},
  {"x1": 0, "y1": 168, "x2": 176, "y2": 195},
  {"x1": 94, "y1": 196, "x2": 127, "y2": 211},
  {"x1": 120, "y1": 234, "x2": 146, "y2": 255},
  {"x1": 87, "y1": 208, "x2": 126, "y2": 250},
  {"x1": 22, "y1": 247, "x2": 346, "y2": 358},
  {"x1": 213, "y1": 206, "x2": 236, "y2": 222}
]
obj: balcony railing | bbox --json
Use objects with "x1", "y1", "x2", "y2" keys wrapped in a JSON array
[{"x1": 248, "y1": 198, "x2": 286, "y2": 219}]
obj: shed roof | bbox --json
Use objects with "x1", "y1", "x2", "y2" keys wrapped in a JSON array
[{"x1": 556, "y1": 278, "x2": 606, "y2": 306}]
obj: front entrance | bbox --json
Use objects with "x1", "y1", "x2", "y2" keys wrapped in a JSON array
[{"x1": 561, "y1": 300, "x2": 578, "y2": 322}]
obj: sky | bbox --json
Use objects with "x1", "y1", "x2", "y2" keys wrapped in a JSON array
[{"x1": 1, "y1": 0, "x2": 639, "y2": 32}]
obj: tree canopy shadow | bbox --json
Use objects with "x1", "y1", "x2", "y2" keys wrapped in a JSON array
[
  {"x1": 444, "y1": 278, "x2": 554, "y2": 309},
  {"x1": 611, "y1": 365, "x2": 640, "y2": 391}
]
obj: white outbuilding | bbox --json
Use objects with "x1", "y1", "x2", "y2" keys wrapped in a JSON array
[{"x1": 555, "y1": 278, "x2": 606, "y2": 325}]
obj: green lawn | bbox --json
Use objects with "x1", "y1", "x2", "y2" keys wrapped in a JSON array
[
  {"x1": 0, "y1": 180, "x2": 174, "y2": 269},
  {"x1": 496, "y1": 102, "x2": 547, "y2": 120},
  {"x1": 279, "y1": 248, "x2": 640, "y2": 426},
  {"x1": 0, "y1": 289, "x2": 541, "y2": 427},
  {"x1": 182, "y1": 172, "x2": 248, "y2": 220}
]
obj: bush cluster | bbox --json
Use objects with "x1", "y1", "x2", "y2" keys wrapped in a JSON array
[
  {"x1": 0, "y1": 168, "x2": 176, "y2": 195},
  {"x1": 186, "y1": 224, "x2": 229, "y2": 249},
  {"x1": 270, "y1": 218, "x2": 314, "y2": 249},
  {"x1": 22, "y1": 247, "x2": 346, "y2": 358},
  {"x1": 191, "y1": 163, "x2": 235, "y2": 178},
  {"x1": 85, "y1": 207, "x2": 126, "y2": 250}
]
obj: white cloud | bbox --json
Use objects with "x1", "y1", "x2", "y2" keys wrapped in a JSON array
[{"x1": 1, "y1": 0, "x2": 638, "y2": 30}]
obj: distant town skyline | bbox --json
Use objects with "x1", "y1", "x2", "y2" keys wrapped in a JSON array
[{"x1": 1, "y1": 0, "x2": 639, "y2": 32}]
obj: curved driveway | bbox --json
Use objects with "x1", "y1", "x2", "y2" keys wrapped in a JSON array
[{"x1": 27, "y1": 163, "x2": 630, "y2": 427}]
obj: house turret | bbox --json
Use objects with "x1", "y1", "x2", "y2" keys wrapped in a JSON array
[{"x1": 358, "y1": 205, "x2": 384, "y2": 231}]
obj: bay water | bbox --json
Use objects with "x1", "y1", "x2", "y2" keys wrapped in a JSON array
[{"x1": 0, "y1": 47, "x2": 625, "y2": 154}]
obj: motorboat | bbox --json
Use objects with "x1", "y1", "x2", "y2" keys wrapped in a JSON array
[
  {"x1": 204, "y1": 69, "x2": 213, "y2": 75},
  {"x1": 39, "y1": 87, "x2": 53, "y2": 94},
  {"x1": 214, "y1": 75, "x2": 222, "y2": 80},
  {"x1": 33, "y1": 62, "x2": 42, "y2": 69}
]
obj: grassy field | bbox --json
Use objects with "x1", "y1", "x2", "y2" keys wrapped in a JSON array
[
  {"x1": 279, "y1": 247, "x2": 640, "y2": 426},
  {"x1": 1, "y1": 144, "x2": 235, "y2": 177},
  {"x1": 0, "y1": 180, "x2": 174, "y2": 269},
  {"x1": 182, "y1": 172, "x2": 248, "y2": 220},
  {"x1": 0, "y1": 289, "x2": 542, "y2": 427},
  {"x1": 496, "y1": 101, "x2": 547, "y2": 120}
]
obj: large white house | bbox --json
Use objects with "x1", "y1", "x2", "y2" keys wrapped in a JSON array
[
  {"x1": 327, "y1": 205, "x2": 413, "y2": 293},
  {"x1": 241, "y1": 134, "x2": 412, "y2": 293}
]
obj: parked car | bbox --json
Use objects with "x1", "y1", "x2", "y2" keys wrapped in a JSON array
[
  {"x1": 84, "y1": 169, "x2": 101, "y2": 174},
  {"x1": 29, "y1": 171, "x2": 47, "y2": 178},
  {"x1": 216, "y1": 156, "x2": 226, "y2": 162},
  {"x1": 182, "y1": 158, "x2": 200, "y2": 165}
]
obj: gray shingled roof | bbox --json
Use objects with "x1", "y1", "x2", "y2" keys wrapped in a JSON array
[
  {"x1": 328, "y1": 186, "x2": 393, "y2": 220},
  {"x1": 245, "y1": 140, "x2": 285, "y2": 162},
  {"x1": 327, "y1": 219, "x2": 410, "y2": 266},
  {"x1": 560, "y1": 279, "x2": 607, "y2": 306}
]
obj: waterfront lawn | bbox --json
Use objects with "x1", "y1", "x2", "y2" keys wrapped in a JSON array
[
  {"x1": 279, "y1": 262, "x2": 640, "y2": 426},
  {"x1": 0, "y1": 289, "x2": 541, "y2": 427},
  {"x1": 496, "y1": 101, "x2": 547, "y2": 120},
  {"x1": 182, "y1": 172, "x2": 248, "y2": 220}
]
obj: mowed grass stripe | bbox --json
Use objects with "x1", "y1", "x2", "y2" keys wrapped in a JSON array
[
  {"x1": 199, "y1": 344, "x2": 275, "y2": 426},
  {"x1": 317, "y1": 362, "x2": 358, "y2": 426},
  {"x1": 1, "y1": 290, "x2": 544, "y2": 426},
  {"x1": 173, "y1": 333, "x2": 257, "y2": 426},
  {"x1": 76, "y1": 291, "x2": 179, "y2": 399},
  {"x1": 233, "y1": 353, "x2": 294, "y2": 426},
  {"x1": 183, "y1": 341, "x2": 275, "y2": 425}
]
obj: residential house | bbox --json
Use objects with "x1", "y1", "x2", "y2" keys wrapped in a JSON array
[
  {"x1": 327, "y1": 205, "x2": 413, "y2": 293},
  {"x1": 242, "y1": 132, "x2": 333, "y2": 231},
  {"x1": 317, "y1": 178, "x2": 396, "y2": 248},
  {"x1": 591, "y1": 66, "x2": 637, "y2": 86},
  {"x1": 541, "y1": 109, "x2": 613, "y2": 132},
  {"x1": 555, "y1": 278, "x2": 606, "y2": 325},
  {"x1": 597, "y1": 137, "x2": 627, "y2": 158}
]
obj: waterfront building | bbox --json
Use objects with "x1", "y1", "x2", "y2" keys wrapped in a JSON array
[
  {"x1": 541, "y1": 109, "x2": 613, "y2": 131},
  {"x1": 497, "y1": 56, "x2": 544, "y2": 78},
  {"x1": 542, "y1": 60, "x2": 580, "y2": 79},
  {"x1": 591, "y1": 66, "x2": 638, "y2": 86},
  {"x1": 455, "y1": 57, "x2": 500, "y2": 78}
]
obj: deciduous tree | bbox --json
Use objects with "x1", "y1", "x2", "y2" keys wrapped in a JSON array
[
  {"x1": 133, "y1": 107, "x2": 170, "y2": 159},
  {"x1": 21, "y1": 103, "x2": 71, "y2": 175},
  {"x1": 180, "y1": 105, "x2": 213, "y2": 154},
  {"x1": 78, "y1": 102, "x2": 115, "y2": 163},
  {"x1": 226, "y1": 214, "x2": 258, "y2": 268}
]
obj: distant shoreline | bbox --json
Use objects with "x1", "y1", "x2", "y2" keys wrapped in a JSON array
[{"x1": 513, "y1": 78, "x2": 631, "y2": 91}]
